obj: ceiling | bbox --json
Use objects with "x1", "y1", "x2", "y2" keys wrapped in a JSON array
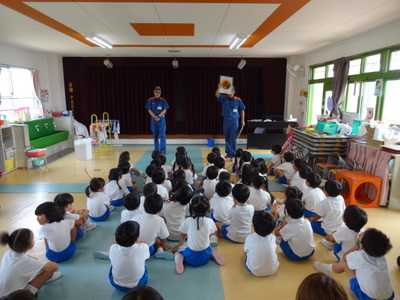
[{"x1": 0, "y1": 0, "x2": 399, "y2": 58}]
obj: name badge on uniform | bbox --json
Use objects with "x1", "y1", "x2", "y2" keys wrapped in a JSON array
[
  {"x1": 233, "y1": 109, "x2": 238, "y2": 113},
  {"x1": 157, "y1": 106, "x2": 162, "y2": 110}
]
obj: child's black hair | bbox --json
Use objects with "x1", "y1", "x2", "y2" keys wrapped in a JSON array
[
  {"x1": 252, "y1": 211, "x2": 276, "y2": 237},
  {"x1": 206, "y1": 165, "x2": 219, "y2": 180},
  {"x1": 293, "y1": 158, "x2": 307, "y2": 170},
  {"x1": 343, "y1": 205, "x2": 367, "y2": 233},
  {"x1": 207, "y1": 152, "x2": 217, "y2": 164},
  {"x1": 118, "y1": 161, "x2": 131, "y2": 175},
  {"x1": 123, "y1": 192, "x2": 141, "y2": 211},
  {"x1": 143, "y1": 182, "x2": 157, "y2": 197},
  {"x1": 151, "y1": 167, "x2": 166, "y2": 184},
  {"x1": 172, "y1": 155, "x2": 186, "y2": 171},
  {"x1": 115, "y1": 221, "x2": 140, "y2": 247},
  {"x1": 151, "y1": 150, "x2": 161, "y2": 160},
  {"x1": 181, "y1": 157, "x2": 195, "y2": 176},
  {"x1": 285, "y1": 198, "x2": 304, "y2": 219},
  {"x1": 175, "y1": 146, "x2": 187, "y2": 157},
  {"x1": 214, "y1": 156, "x2": 225, "y2": 169},
  {"x1": 233, "y1": 147, "x2": 244, "y2": 169},
  {"x1": 271, "y1": 144, "x2": 282, "y2": 154},
  {"x1": 361, "y1": 228, "x2": 392, "y2": 257},
  {"x1": 189, "y1": 196, "x2": 210, "y2": 230},
  {"x1": 219, "y1": 171, "x2": 231, "y2": 182},
  {"x1": 285, "y1": 186, "x2": 303, "y2": 201},
  {"x1": 306, "y1": 172, "x2": 322, "y2": 188},
  {"x1": 252, "y1": 174, "x2": 266, "y2": 189},
  {"x1": 122, "y1": 286, "x2": 164, "y2": 300},
  {"x1": 54, "y1": 193, "x2": 74, "y2": 211},
  {"x1": 35, "y1": 202, "x2": 64, "y2": 223},
  {"x1": 170, "y1": 185, "x2": 193, "y2": 205},
  {"x1": 150, "y1": 159, "x2": 162, "y2": 168},
  {"x1": 144, "y1": 193, "x2": 163, "y2": 214},
  {"x1": 283, "y1": 152, "x2": 294, "y2": 163},
  {"x1": 250, "y1": 159, "x2": 261, "y2": 174},
  {"x1": 85, "y1": 177, "x2": 106, "y2": 197},
  {"x1": 171, "y1": 169, "x2": 186, "y2": 193},
  {"x1": 324, "y1": 180, "x2": 342, "y2": 197},
  {"x1": 108, "y1": 168, "x2": 123, "y2": 190},
  {"x1": 0, "y1": 228, "x2": 33, "y2": 253},
  {"x1": 241, "y1": 164, "x2": 254, "y2": 186},
  {"x1": 159, "y1": 155, "x2": 167, "y2": 165},
  {"x1": 232, "y1": 183, "x2": 250, "y2": 203},
  {"x1": 119, "y1": 151, "x2": 130, "y2": 162},
  {"x1": 216, "y1": 180, "x2": 232, "y2": 197},
  {"x1": 145, "y1": 164, "x2": 157, "y2": 177},
  {"x1": 299, "y1": 165, "x2": 313, "y2": 180},
  {"x1": 256, "y1": 157, "x2": 267, "y2": 174},
  {"x1": 212, "y1": 146, "x2": 221, "y2": 156}
]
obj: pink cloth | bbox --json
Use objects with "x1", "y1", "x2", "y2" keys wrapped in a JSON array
[{"x1": 347, "y1": 142, "x2": 392, "y2": 206}]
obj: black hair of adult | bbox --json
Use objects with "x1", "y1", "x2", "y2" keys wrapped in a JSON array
[
  {"x1": 159, "y1": 154, "x2": 167, "y2": 165},
  {"x1": 150, "y1": 159, "x2": 162, "y2": 168},
  {"x1": 252, "y1": 211, "x2": 276, "y2": 237},
  {"x1": 214, "y1": 156, "x2": 225, "y2": 169},
  {"x1": 85, "y1": 177, "x2": 106, "y2": 197},
  {"x1": 189, "y1": 196, "x2": 210, "y2": 229},
  {"x1": 143, "y1": 182, "x2": 158, "y2": 197},
  {"x1": 256, "y1": 157, "x2": 267, "y2": 174},
  {"x1": 207, "y1": 152, "x2": 217, "y2": 164},
  {"x1": 54, "y1": 193, "x2": 74, "y2": 210},
  {"x1": 241, "y1": 151, "x2": 252, "y2": 162},
  {"x1": 241, "y1": 164, "x2": 255, "y2": 186},
  {"x1": 285, "y1": 186, "x2": 303, "y2": 201},
  {"x1": 219, "y1": 171, "x2": 231, "y2": 182},
  {"x1": 343, "y1": 205, "x2": 367, "y2": 233},
  {"x1": 216, "y1": 180, "x2": 232, "y2": 197},
  {"x1": 151, "y1": 150, "x2": 161, "y2": 160},
  {"x1": 2, "y1": 289, "x2": 36, "y2": 300},
  {"x1": 271, "y1": 144, "x2": 282, "y2": 154},
  {"x1": 170, "y1": 185, "x2": 193, "y2": 205},
  {"x1": 144, "y1": 193, "x2": 163, "y2": 214},
  {"x1": 151, "y1": 167, "x2": 166, "y2": 184},
  {"x1": 361, "y1": 228, "x2": 392, "y2": 257},
  {"x1": 108, "y1": 168, "x2": 123, "y2": 181},
  {"x1": 0, "y1": 228, "x2": 32, "y2": 253},
  {"x1": 118, "y1": 161, "x2": 131, "y2": 174},
  {"x1": 206, "y1": 165, "x2": 219, "y2": 180},
  {"x1": 306, "y1": 173, "x2": 322, "y2": 188},
  {"x1": 115, "y1": 221, "x2": 140, "y2": 247},
  {"x1": 299, "y1": 165, "x2": 313, "y2": 180},
  {"x1": 285, "y1": 198, "x2": 305, "y2": 219},
  {"x1": 324, "y1": 180, "x2": 342, "y2": 197},
  {"x1": 293, "y1": 158, "x2": 307, "y2": 169},
  {"x1": 232, "y1": 183, "x2": 250, "y2": 203},
  {"x1": 35, "y1": 202, "x2": 64, "y2": 223},
  {"x1": 283, "y1": 152, "x2": 294, "y2": 163},
  {"x1": 123, "y1": 192, "x2": 141, "y2": 210},
  {"x1": 145, "y1": 164, "x2": 157, "y2": 177},
  {"x1": 122, "y1": 285, "x2": 164, "y2": 300}
]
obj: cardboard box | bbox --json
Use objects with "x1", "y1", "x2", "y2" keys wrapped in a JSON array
[
  {"x1": 74, "y1": 138, "x2": 92, "y2": 160},
  {"x1": 365, "y1": 125, "x2": 384, "y2": 148}
]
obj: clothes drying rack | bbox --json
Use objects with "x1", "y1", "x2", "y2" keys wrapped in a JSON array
[{"x1": 90, "y1": 112, "x2": 117, "y2": 153}]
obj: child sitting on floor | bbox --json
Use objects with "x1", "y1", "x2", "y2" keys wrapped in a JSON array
[
  {"x1": 274, "y1": 152, "x2": 295, "y2": 184},
  {"x1": 200, "y1": 152, "x2": 217, "y2": 177},
  {"x1": 118, "y1": 161, "x2": 137, "y2": 192},
  {"x1": 247, "y1": 174, "x2": 272, "y2": 211},
  {"x1": 86, "y1": 177, "x2": 113, "y2": 221},
  {"x1": 267, "y1": 144, "x2": 282, "y2": 175},
  {"x1": 210, "y1": 180, "x2": 234, "y2": 225},
  {"x1": 290, "y1": 160, "x2": 309, "y2": 191},
  {"x1": 105, "y1": 168, "x2": 129, "y2": 207},
  {"x1": 120, "y1": 191, "x2": 142, "y2": 223},
  {"x1": 202, "y1": 165, "x2": 219, "y2": 199},
  {"x1": 151, "y1": 167, "x2": 169, "y2": 201},
  {"x1": 301, "y1": 172, "x2": 325, "y2": 218}
]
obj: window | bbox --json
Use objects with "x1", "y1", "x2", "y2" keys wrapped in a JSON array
[
  {"x1": 313, "y1": 67, "x2": 325, "y2": 80},
  {"x1": 349, "y1": 59, "x2": 361, "y2": 75},
  {"x1": 327, "y1": 64, "x2": 334, "y2": 78},
  {"x1": 0, "y1": 67, "x2": 42, "y2": 122},
  {"x1": 382, "y1": 80, "x2": 400, "y2": 123},
  {"x1": 389, "y1": 50, "x2": 400, "y2": 70},
  {"x1": 364, "y1": 54, "x2": 380, "y2": 73}
]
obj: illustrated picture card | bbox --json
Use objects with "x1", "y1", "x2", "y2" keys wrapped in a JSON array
[{"x1": 219, "y1": 75, "x2": 234, "y2": 94}]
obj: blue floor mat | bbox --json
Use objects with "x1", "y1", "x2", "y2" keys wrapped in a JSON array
[{"x1": 0, "y1": 183, "x2": 88, "y2": 193}]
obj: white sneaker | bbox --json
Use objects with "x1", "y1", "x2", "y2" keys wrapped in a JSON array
[
  {"x1": 313, "y1": 261, "x2": 332, "y2": 276},
  {"x1": 321, "y1": 239, "x2": 334, "y2": 251},
  {"x1": 268, "y1": 177, "x2": 278, "y2": 182},
  {"x1": 85, "y1": 223, "x2": 97, "y2": 232},
  {"x1": 46, "y1": 272, "x2": 62, "y2": 283}
]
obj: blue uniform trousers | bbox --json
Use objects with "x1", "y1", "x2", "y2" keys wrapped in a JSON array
[
  {"x1": 151, "y1": 117, "x2": 167, "y2": 152},
  {"x1": 223, "y1": 118, "x2": 238, "y2": 158}
]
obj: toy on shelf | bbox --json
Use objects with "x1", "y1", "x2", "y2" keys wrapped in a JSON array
[{"x1": 90, "y1": 112, "x2": 117, "y2": 153}]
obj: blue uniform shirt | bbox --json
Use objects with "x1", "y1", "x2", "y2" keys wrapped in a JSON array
[
  {"x1": 216, "y1": 95, "x2": 246, "y2": 118},
  {"x1": 145, "y1": 97, "x2": 169, "y2": 117}
]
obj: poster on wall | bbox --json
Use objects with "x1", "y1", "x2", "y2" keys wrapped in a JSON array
[
  {"x1": 374, "y1": 79, "x2": 383, "y2": 96},
  {"x1": 219, "y1": 75, "x2": 234, "y2": 94},
  {"x1": 41, "y1": 89, "x2": 49, "y2": 102},
  {"x1": 364, "y1": 107, "x2": 374, "y2": 121}
]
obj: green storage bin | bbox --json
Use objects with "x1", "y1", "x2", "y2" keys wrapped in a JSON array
[
  {"x1": 315, "y1": 121, "x2": 339, "y2": 135},
  {"x1": 352, "y1": 120, "x2": 369, "y2": 135}
]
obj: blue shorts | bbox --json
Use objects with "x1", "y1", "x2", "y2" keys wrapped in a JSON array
[
  {"x1": 46, "y1": 241, "x2": 76, "y2": 262},
  {"x1": 127, "y1": 186, "x2": 134, "y2": 193},
  {"x1": 76, "y1": 227, "x2": 84, "y2": 241},
  {"x1": 304, "y1": 209, "x2": 316, "y2": 218},
  {"x1": 334, "y1": 243, "x2": 342, "y2": 261},
  {"x1": 221, "y1": 224, "x2": 241, "y2": 243},
  {"x1": 349, "y1": 278, "x2": 394, "y2": 300},
  {"x1": 109, "y1": 266, "x2": 148, "y2": 292},
  {"x1": 89, "y1": 206, "x2": 110, "y2": 222},
  {"x1": 149, "y1": 244, "x2": 156, "y2": 256},
  {"x1": 269, "y1": 168, "x2": 275, "y2": 175},
  {"x1": 180, "y1": 246, "x2": 212, "y2": 267},
  {"x1": 279, "y1": 240, "x2": 314, "y2": 261},
  {"x1": 278, "y1": 176, "x2": 287, "y2": 184},
  {"x1": 310, "y1": 221, "x2": 327, "y2": 236},
  {"x1": 244, "y1": 258, "x2": 254, "y2": 275},
  {"x1": 110, "y1": 198, "x2": 124, "y2": 207}
]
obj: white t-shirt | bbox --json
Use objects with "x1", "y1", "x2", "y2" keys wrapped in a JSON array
[
  {"x1": 270, "y1": 154, "x2": 281, "y2": 168},
  {"x1": 332, "y1": 224, "x2": 362, "y2": 260},
  {"x1": 203, "y1": 178, "x2": 218, "y2": 199},
  {"x1": 121, "y1": 173, "x2": 133, "y2": 188},
  {"x1": 104, "y1": 180, "x2": 129, "y2": 200},
  {"x1": 120, "y1": 209, "x2": 141, "y2": 223},
  {"x1": 64, "y1": 211, "x2": 80, "y2": 221},
  {"x1": 302, "y1": 186, "x2": 325, "y2": 212},
  {"x1": 209, "y1": 194, "x2": 234, "y2": 224},
  {"x1": 315, "y1": 196, "x2": 345, "y2": 234},
  {"x1": 87, "y1": 192, "x2": 110, "y2": 217},
  {"x1": 0, "y1": 251, "x2": 47, "y2": 297},
  {"x1": 276, "y1": 162, "x2": 295, "y2": 179},
  {"x1": 156, "y1": 184, "x2": 169, "y2": 201},
  {"x1": 162, "y1": 165, "x2": 172, "y2": 178},
  {"x1": 160, "y1": 201, "x2": 190, "y2": 241},
  {"x1": 244, "y1": 233, "x2": 279, "y2": 276},
  {"x1": 280, "y1": 218, "x2": 315, "y2": 257},
  {"x1": 162, "y1": 180, "x2": 172, "y2": 194},
  {"x1": 247, "y1": 187, "x2": 271, "y2": 211},
  {"x1": 290, "y1": 174, "x2": 307, "y2": 192},
  {"x1": 226, "y1": 205, "x2": 255, "y2": 243},
  {"x1": 132, "y1": 213, "x2": 169, "y2": 246},
  {"x1": 39, "y1": 219, "x2": 75, "y2": 252},
  {"x1": 347, "y1": 250, "x2": 394, "y2": 299},
  {"x1": 179, "y1": 217, "x2": 217, "y2": 251},
  {"x1": 109, "y1": 243, "x2": 150, "y2": 288},
  {"x1": 183, "y1": 169, "x2": 197, "y2": 185},
  {"x1": 201, "y1": 163, "x2": 214, "y2": 177}
]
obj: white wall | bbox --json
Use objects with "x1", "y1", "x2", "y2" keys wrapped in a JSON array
[
  {"x1": 0, "y1": 41, "x2": 66, "y2": 114},
  {"x1": 286, "y1": 20, "x2": 400, "y2": 125}
]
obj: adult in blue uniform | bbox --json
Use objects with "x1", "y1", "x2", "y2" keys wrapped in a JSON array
[
  {"x1": 215, "y1": 83, "x2": 246, "y2": 159},
  {"x1": 145, "y1": 86, "x2": 169, "y2": 154}
]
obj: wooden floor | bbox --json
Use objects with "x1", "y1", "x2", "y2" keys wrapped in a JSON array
[{"x1": 0, "y1": 144, "x2": 399, "y2": 300}]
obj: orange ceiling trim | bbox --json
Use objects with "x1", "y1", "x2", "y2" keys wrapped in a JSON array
[
  {"x1": 115, "y1": 45, "x2": 226, "y2": 48},
  {"x1": 131, "y1": 23, "x2": 194, "y2": 36},
  {"x1": 0, "y1": 0, "x2": 311, "y2": 49}
]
